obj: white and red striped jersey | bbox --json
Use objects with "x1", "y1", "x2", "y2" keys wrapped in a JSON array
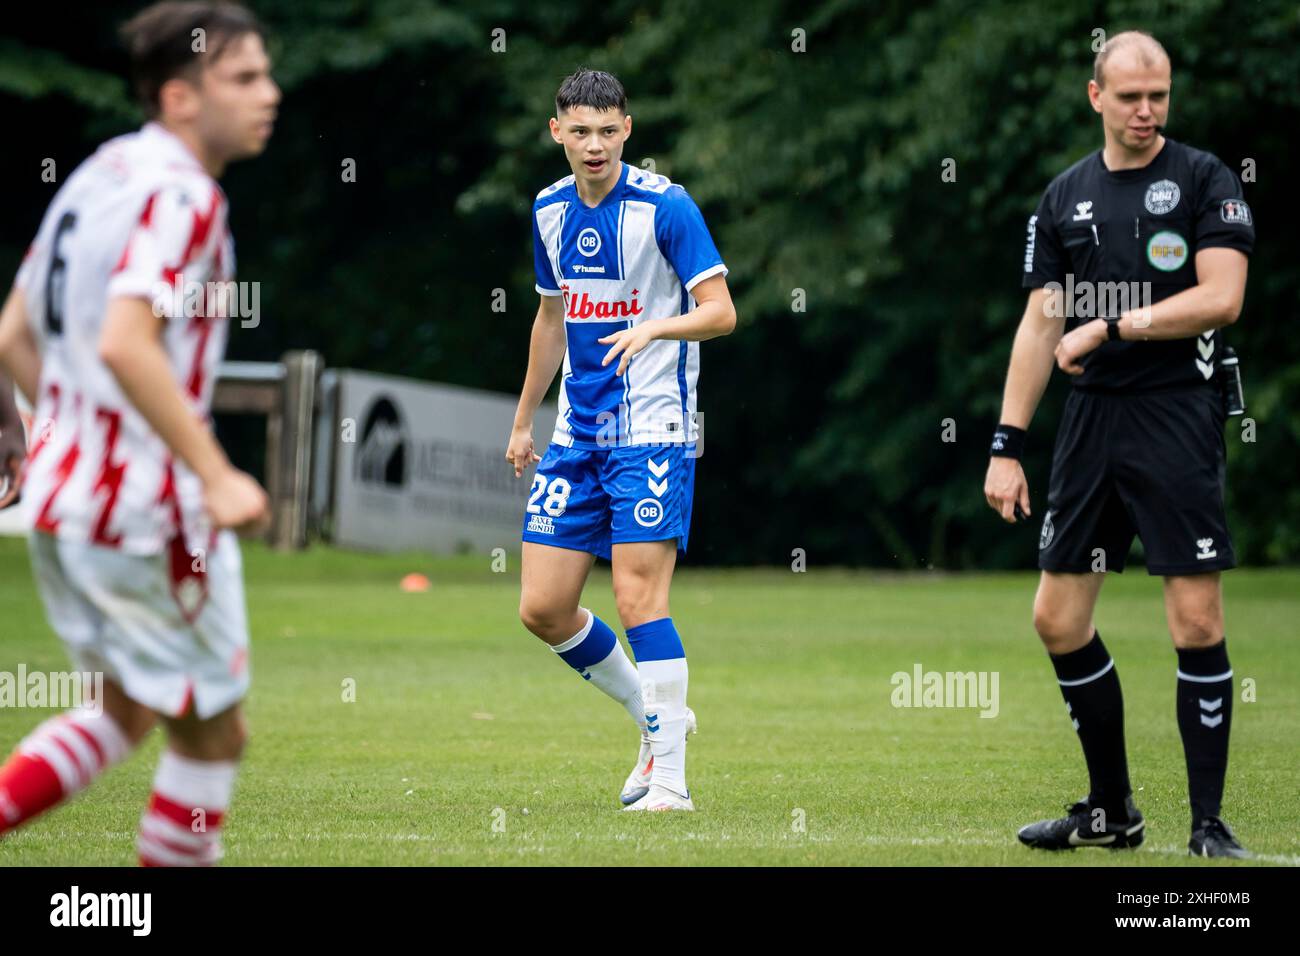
[{"x1": 15, "y1": 122, "x2": 235, "y2": 555}]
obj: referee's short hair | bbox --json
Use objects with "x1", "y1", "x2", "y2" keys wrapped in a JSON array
[{"x1": 1093, "y1": 30, "x2": 1170, "y2": 88}]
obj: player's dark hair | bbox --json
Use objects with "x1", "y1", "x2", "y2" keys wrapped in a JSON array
[
  {"x1": 555, "y1": 69, "x2": 627, "y2": 116},
  {"x1": 120, "y1": 1, "x2": 265, "y2": 118}
]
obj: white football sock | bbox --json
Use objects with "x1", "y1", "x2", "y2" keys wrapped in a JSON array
[
  {"x1": 552, "y1": 609, "x2": 645, "y2": 731},
  {"x1": 137, "y1": 750, "x2": 238, "y2": 867},
  {"x1": 639, "y1": 658, "x2": 689, "y2": 797}
]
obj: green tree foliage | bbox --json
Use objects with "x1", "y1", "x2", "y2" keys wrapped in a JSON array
[{"x1": 3, "y1": 0, "x2": 1297, "y2": 565}]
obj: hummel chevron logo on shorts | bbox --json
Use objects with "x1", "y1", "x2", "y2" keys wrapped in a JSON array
[{"x1": 648, "y1": 457, "x2": 669, "y2": 497}]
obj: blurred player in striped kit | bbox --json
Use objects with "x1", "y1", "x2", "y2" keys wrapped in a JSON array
[{"x1": 0, "y1": 1, "x2": 277, "y2": 864}]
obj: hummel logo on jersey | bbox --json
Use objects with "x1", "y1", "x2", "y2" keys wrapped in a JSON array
[
  {"x1": 1197, "y1": 537, "x2": 1217, "y2": 560},
  {"x1": 646, "y1": 713, "x2": 660, "y2": 733},
  {"x1": 560, "y1": 284, "x2": 643, "y2": 320},
  {"x1": 1072, "y1": 201, "x2": 1093, "y2": 221}
]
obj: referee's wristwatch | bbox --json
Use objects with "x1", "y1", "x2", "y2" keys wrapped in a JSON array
[{"x1": 1104, "y1": 315, "x2": 1122, "y2": 341}]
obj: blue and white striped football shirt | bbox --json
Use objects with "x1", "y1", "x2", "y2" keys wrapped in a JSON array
[{"x1": 533, "y1": 162, "x2": 726, "y2": 448}]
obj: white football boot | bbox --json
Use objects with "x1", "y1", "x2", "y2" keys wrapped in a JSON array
[
  {"x1": 619, "y1": 706, "x2": 696, "y2": 805},
  {"x1": 623, "y1": 783, "x2": 696, "y2": 812}
]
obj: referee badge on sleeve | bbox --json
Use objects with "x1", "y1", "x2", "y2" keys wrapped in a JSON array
[{"x1": 1219, "y1": 199, "x2": 1252, "y2": 225}]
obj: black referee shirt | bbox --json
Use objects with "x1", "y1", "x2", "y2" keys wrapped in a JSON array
[{"x1": 1022, "y1": 138, "x2": 1255, "y2": 392}]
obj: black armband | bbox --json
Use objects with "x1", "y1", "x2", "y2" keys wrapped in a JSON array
[{"x1": 990, "y1": 424, "x2": 1026, "y2": 459}]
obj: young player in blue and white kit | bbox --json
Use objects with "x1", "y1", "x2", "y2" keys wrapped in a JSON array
[{"x1": 505, "y1": 70, "x2": 736, "y2": 811}]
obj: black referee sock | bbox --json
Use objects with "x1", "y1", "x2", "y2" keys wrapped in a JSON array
[
  {"x1": 1049, "y1": 630, "x2": 1132, "y2": 818},
  {"x1": 1176, "y1": 639, "x2": 1234, "y2": 831}
]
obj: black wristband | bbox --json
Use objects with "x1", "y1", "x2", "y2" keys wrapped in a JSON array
[
  {"x1": 1105, "y1": 315, "x2": 1122, "y2": 341},
  {"x1": 990, "y1": 424, "x2": 1026, "y2": 459}
]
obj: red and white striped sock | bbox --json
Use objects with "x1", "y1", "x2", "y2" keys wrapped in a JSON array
[
  {"x1": 0, "y1": 709, "x2": 132, "y2": 835},
  {"x1": 137, "y1": 751, "x2": 238, "y2": 867}
]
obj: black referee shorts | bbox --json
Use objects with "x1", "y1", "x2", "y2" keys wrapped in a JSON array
[{"x1": 1037, "y1": 385, "x2": 1235, "y2": 576}]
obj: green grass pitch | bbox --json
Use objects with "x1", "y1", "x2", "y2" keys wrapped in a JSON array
[{"x1": 1, "y1": 538, "x2": 1296, "y2": 866}]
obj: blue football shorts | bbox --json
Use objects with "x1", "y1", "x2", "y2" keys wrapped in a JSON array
[{"x1": 520, "y1": 443, "x2": 696, "y2": 560}]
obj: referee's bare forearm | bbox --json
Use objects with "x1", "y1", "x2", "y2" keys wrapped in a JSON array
[
  {"x1": 999, "y1": 287, "x2": 1064, "y2": 429},
  {"x1": 1113, "y1": 247, "x2": 1248, "y2": 341}
]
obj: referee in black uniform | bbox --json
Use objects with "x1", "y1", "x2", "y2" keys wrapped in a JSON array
[{"x1": 984, "y1": 31, "x2": 1254, "y2": 857}]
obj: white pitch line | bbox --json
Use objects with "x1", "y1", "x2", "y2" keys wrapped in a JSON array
[{"x1": 7, "y1": 830, "x2": 1297, "y2": 864}]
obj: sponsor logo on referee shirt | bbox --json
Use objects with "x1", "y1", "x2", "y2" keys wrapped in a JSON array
[
  {"x1": 1072, "y1": 201, "x2": 1094, "y2": 221},
  {"x1": 1023, "y1": 214, "x2": 1037, "y2": 273},
  {"x1": 1146, "y1": 231, "x2": 1187, "y2": 271},
  {"x1": 1144, "y1": 179, "x2": 1181, "y2": 215}
]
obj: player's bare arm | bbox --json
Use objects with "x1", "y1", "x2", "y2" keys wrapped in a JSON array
[
  {"x1": 0, "y1": 286, "x2": 41, "y2": 403},
  {"x1": 985, "y1": 286, "x2": 1063, "y2": 523},
  {"x1": 100, "y1": 296, "x2": 269, "y2": 534},
  {"x1": 598, "y1": 273, "x2": 737, "y2": 376},
  {"x1": 1055, "y1": 248, "x2": 1248, "y2": 374},
  {"x1": 0, "y1": 287, "x2": 40, "y2": 508},
  {"x1": 506, "y1": 292, "x2": 567, "y2": 478},
  {"x1": 0, "y1": 370, "x2": 23, "y2": 509}
]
